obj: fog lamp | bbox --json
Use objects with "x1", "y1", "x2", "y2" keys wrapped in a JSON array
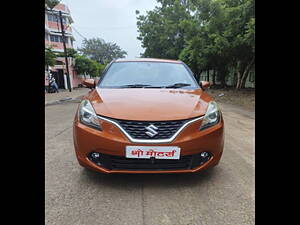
[
  {"x1": 200, "y1": 152, "x2": 209, "y2": 158},
  {"x1": 91, "y1": 152, "x2": 100, "y2": 159},
  {"x1": 199, "y1": 152, "x2": 211, "y2": 164},
  {"x1": 88, "y1": 152, "x2": 102, "y2": 165}
]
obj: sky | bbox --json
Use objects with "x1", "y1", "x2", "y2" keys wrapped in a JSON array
[{"x1": 61, "y1": 0, "x2": 158, "y2": 58}]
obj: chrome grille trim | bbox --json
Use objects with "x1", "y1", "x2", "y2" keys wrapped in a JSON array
[{"x1": 97, "y1": 115, "x2": 204, "y2": 143}]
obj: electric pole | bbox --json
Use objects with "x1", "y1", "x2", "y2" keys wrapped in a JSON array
[{"x1": 59, "y1": 10, "x2": 72, "y2": 92}]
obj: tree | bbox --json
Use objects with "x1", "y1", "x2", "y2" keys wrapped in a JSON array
[
  {"x1": 88, "y1": 60, "x2": 105, "y2": 77},
  {"x1": 74, "y1": 55, "x2": 106, "y2": 78},
  {"x1": 74, "y1": 55, "x2": 90, "y2": 79},
  {"x1": 78, "y1": 38, "x2": 127, "y2": 64},
  {"x1": 136, "y1": 0, "x2": 255, "y2": 88},
  {"x1": 136, "y1": 0, "x2": 191, "y2": 59},
  {"x1": 56, "y1": 48, "x2": 78, "y2": 58},
  {"x1": 197, "y1": 0, "x2": 254, "y2": 88},
  {"x1": 45, "y1": 0, "x2": 61, "y2": 10},
  {"x1": 45, "y1": 47, "x2": 57, "y2": 67},
  {"x1": 178, "y1": 0, "x2": 232, "y2": 86}
]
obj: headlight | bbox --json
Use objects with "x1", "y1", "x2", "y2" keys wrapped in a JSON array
[
  {"x1": 78, "y1": 100, "x2": 102, "y2": 130},
  {"x1": 199, "y1": 101, "x2": 220, "y2": 130}
]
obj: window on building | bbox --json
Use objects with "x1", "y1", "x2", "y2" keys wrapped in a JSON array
[
  {"x1": 48, "y1": 14, "x2": 59, "y2": 22},
  {"x1": 50, "y1": 35, "x2": 59, "y2": 42},
  {"x1": 47, "y1": 14, "x2": 68, "y2": 24},
  {"x1": 55, "y1": 60, "x2": 64, "y2": 65},
  {"x1": 60, "y1": 36, "x2": 68, "y2": 43},
  {"x1": 47, "y1": 13, "x2": 68, "y2": 24},
  {"x1": 47, "y1": 14, "x2": 52, "y2": 21},
  {"x1": 62, "y1": 17, "x2": 67, "y2": 24},
  {"x1": 50, "y1": 35, "x2": 69, "y2": 43}
]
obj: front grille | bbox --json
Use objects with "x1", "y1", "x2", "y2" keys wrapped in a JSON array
[
  {"x1": 110, "y1": 118, "x2": 189, "y2": 140},
  {"x1": 88, "y1": 153, "x2": 211, "y2": 171}
]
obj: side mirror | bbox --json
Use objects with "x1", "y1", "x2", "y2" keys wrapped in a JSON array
[
  {"x1": 82, "y1": 79, "x2": 95, "y2": 89},
  {"x1": 200, "y1": 81, "x2": 210, "y2": 91}
]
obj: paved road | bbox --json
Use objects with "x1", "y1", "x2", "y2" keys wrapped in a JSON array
[
  {"x1": 45, "y1": 100, "x2": 255, "y2": 225},
  {"x1": 45, "y1": 88, "x2": 90, "y2": 105}
]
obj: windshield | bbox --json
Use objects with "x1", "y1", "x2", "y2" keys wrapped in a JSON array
[{"x1": 98, "y1": 62, "x2": 199, "y2": 89}]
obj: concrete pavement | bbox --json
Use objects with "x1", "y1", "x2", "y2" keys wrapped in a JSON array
[{"x1": 45, "y1": 88, "x2": 90, "y2": 106}]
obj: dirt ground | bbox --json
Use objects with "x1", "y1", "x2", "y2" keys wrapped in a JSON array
[{"x1": 207, "y1": 88, "x2": 255, "y2": 112}]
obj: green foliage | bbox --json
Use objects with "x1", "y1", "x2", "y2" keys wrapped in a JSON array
[
  {"x1": 56, "y1": 48, "x2": 78, "y2": 58},
  {"x1": 45, "y1": 0, "x2": 61, "y2": 10},
  {"x1": 78, "y1": 38, "x2": 127, "y2": 64},
  {"x1": 136, "y1": 0, "x2": 255, "y2": 88},
  {"x1": 88, "y1": 60, "x2": 105, "y2": 77},
  {"x1": 45, "y1": 47, "x2": 57, "y2": 67},
  {"x1": 74, "y1": 55, "x2": 90, "y2": 75},
  {"x1": 136, "y1": 0, "x2": 191, "y2": 59},
  {"x1": 74, "y1": 55, "x2": 105, "y2": 78}
]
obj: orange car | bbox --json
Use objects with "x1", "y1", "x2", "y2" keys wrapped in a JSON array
[{"x1": 73, "y1": 58, "x2": 224, "y2": 174}]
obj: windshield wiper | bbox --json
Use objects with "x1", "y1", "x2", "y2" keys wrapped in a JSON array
[
  {"x1": 163, "y1": 83, "x2": 191, "y2": 88},
  {"x1": 119, "y1": 84, "x2": 152, "y2": 88},
  {"x1": 143, "y1": 85, "x2": 165, "y2": 88},
  {"x1": 119, "y1": 83, "x2": 191, "y2": 89}
]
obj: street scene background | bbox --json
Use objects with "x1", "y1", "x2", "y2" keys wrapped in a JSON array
[{"x1": 45, "y1": 0, "x2": 255, "y2": 224}]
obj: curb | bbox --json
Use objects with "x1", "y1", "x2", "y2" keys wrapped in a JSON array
[{"x1": 45, "y1": 95, "x2": 84, "y2": 106}]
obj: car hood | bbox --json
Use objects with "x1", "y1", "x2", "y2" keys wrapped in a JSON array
[{"x1": 87, "y1": 88, "x2": 212, "y2": 121}]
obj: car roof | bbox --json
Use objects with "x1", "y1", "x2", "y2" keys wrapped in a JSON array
[{"x1": 114, "y1": 58, "x2": 183, "y2": 64}]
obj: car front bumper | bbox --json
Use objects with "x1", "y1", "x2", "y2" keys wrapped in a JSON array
[{"x1": 73, "y1": 116, "x2": 224, "y2": 174}]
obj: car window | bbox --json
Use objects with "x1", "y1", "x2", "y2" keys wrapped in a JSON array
[{"x1": 98, "y1": 62, "x2": 198, "y2": 88}]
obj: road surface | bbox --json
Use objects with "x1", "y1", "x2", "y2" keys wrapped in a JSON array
[{"x1": 45, "y1": 99, "x2": 255, "y2": 225}]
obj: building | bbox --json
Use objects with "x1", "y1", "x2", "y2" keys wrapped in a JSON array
[{"x1": 45, "y1": 3, "x2": 82, "y2": 89}]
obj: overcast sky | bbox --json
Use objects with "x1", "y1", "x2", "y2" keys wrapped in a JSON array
[{"x1": 61, "y1": 0, "x2": 158, "y2": 58}]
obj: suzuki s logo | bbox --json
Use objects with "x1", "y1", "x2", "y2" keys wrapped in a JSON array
[{"x1": 145, "y1": 124, "x2": 158, "y2": 137}]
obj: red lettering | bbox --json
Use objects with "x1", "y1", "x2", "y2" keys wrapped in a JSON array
[
  {"x1": 146, "y1": 149, "x2": 157, "y2": 157},
  {"x1": 131, "y1": 149, "x2": 144, "y2": 157},
  {"x1": 165, "y1": 150, "x2": 176, "y2": 157}
]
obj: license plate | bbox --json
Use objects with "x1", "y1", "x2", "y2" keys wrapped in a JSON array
[{"x1": 126, "y1": 146, "x2": 181, "y2": 159}]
